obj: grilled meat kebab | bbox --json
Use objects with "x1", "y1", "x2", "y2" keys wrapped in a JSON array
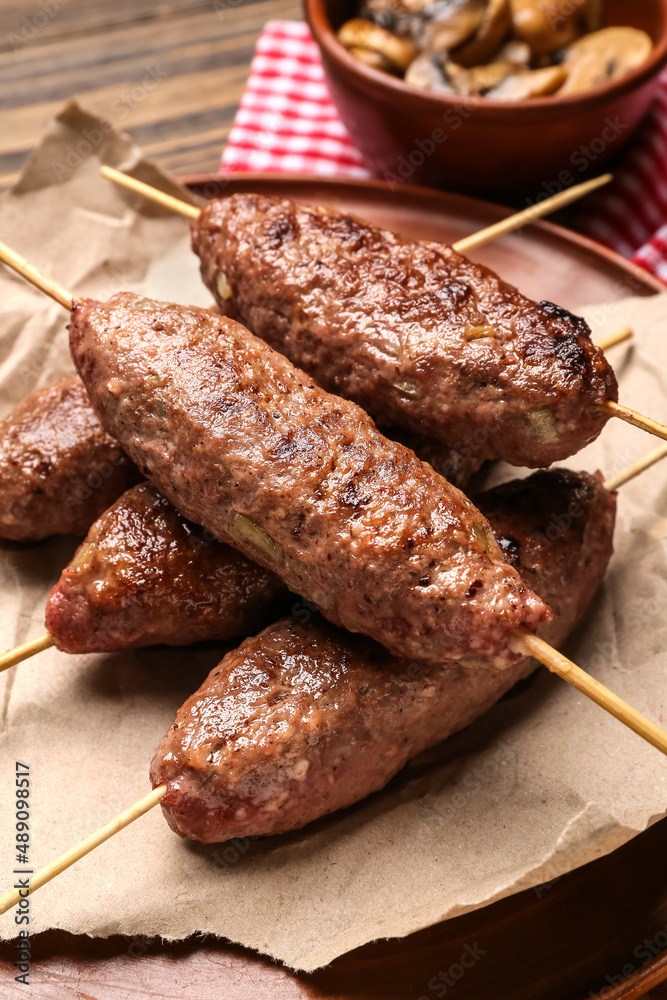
[
  {"x1": 192, "y1": 193, "x2": 618, "y2": 468},
  {"x1": 44, "y1": 463, "x2": 600, "y2": 654},
  {"x1": 151, "y1": 469, "x2": 616, "y2": 843},
  {"x1": 46, "y1": 483, "x2": 287, "y2": 652},
  {"x1": 0, "y1": 376, "x2": 137, "y2": 541},
  {"x1": 69, "y1": 292, "x2": 550, "y2": 667}
]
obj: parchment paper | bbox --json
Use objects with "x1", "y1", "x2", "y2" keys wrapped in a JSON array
[{"x1": 0, "y1": 101, "x2": 666, "y2": 973}]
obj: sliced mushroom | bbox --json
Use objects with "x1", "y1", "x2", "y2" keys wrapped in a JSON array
[
  {"x1": 559, "y1": 27, "x2": 653, "y2": 95},
  {"x1": 496, "y1": 38, "x2": 531, "y2": 66},
  {"x1": 446, "y1": 58, "x2": 516, "y2": 94},
  {"x1": 510, "y1": 0, "x2": 584, "y2": 56},
  {"x1": 486, "y1": 63, "x2": 566, "y2": 99},
  {"x1": 337, "y1": 18, "x2": 417, "y2": 71},
  {"x1": 426, "y1": 0, "x2": 486, "y2": 52},
  {"x1": 348, "y1": 45, "x2": 397, "y2": 72},
  {"x1": 451, "y1": 0, "x2": 512, "y2": 68},
  {"x1": 361, "y1": 0, "x2": 430, "y2": 38},
  {"x1": 404, "y1": 52, "x2": 458, "y2": 91}
]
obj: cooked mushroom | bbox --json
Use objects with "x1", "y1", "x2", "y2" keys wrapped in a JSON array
[
  {"x1": 446, "y1": 58, "x2": 516, "y2": 93},
  {"x1": 426, "y1": 0, "x2": 487, "y2": 52},
  {"x1": 486, "y1": 63, "x2": 566, "y2": 98},
  {"x1": 347, "y1": 44, "x2": 397, "y2": 71},
  {"x1": 509, "y1": 0, "x2": 585, "y2": 55},
  {"x1": 559, "y1": 26, "x2": 653, "y2": 95},
  {"x1": 338, "y1": 17, "x2": 417, "y2": 71},
  {"x1": 496, "y1": 37, "x2": 531, "y2": 66},
  {"x1": 404, "y1": 52, "x2": 457, "y2": 90},
  {"x1": 451, "y1": 0, "x2": 512, "y2": 67}
]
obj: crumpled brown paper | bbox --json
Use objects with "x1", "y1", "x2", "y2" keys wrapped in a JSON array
[{"x1": 1, "y1": 100, "x2": 666, "y2": 973}]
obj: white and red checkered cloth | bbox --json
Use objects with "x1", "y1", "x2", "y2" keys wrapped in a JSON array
[{"x1": 221, "y1": 20, "x2": 667, "y2": 284}]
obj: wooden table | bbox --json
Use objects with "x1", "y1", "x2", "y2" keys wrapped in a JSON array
[{"x1": 0, "y1": 0, "x2": 300, "y2": 191}]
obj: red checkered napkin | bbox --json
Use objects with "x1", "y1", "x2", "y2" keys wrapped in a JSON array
[
  {"x1": 220, "y1": 21, "x2": 369, "y2": 179},
  {"x1": 221, "y1": 21, "x2": 667, "y2": 283}
]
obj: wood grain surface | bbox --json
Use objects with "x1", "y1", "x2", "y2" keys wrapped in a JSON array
[{"x1": 0, "y1": 0, "x2": 300, "y2": 191}]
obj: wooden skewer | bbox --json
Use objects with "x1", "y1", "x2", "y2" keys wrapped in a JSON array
[
  {"x1": 100, "y1": 166, "x2": 613, "y2": 254},
  {"x1": 510, "y1": 628, "x2": 667, "y2": 755},
  {"x1": 452, "y1": 173, "x2": 613, "y2": 254},
  {"x1": 595, "y1": 327, "x2": 632, "y2": 353},
  {"x1": 0, "y1": 785, "x2": 166, "y2": 916},
  {"x1": 599, "y1": 400, "x2": 667, "y2": 443},
  {"x1": 603, "y1": 443, "x2": 667, "y2": 492},
  {"x1": 0, "y1": 242, "x2": 666, "y2": 756},
  {"x1": 0, "y1": 240, "x2": 75, "y2": 310},
  {"x1": 100, "y1": 165, "x2": 200, "y2": 219},
  {"x1": 0, "y1": 632, "x2": 54, "y2": 671},
  {"x1": 1, "y1": 615, "x2": 666, "y2": 918}
]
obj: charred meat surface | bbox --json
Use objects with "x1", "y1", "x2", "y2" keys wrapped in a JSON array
[
  {"x1": 0, "y1": 375, "x2": 137, "y2": 541},
  {"x1": 152, "y1": 468, "x2": 616, "y2": 843},
  {"x1": 476, "y1": 468, "x2": 613, "y2": 649},
  {"x1": 192, "y1": 194, "x2": 617, "y2": 468},
  {"x1": 69, "y1": 292, "x2": 550, "y2": 667},
  {"x1": 45, "y1": 483, "x2": 287, "y2": 652},
  {"x1": 386, "y1": 425, "x2": 485, "y2": 487}
]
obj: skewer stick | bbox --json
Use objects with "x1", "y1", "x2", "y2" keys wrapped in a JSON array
[
  {"x1": 0, "y1": 241, "x2": 666, "y2": 755},
  {"x1": 100, "y1": 165, "x2": 613, "y2": 253},
  {"x1": 510, "y1": 628, "x2": 667, "y2": 755},
  {"x1": 0, "y1": 632, "x2": 53, "y2": 671},
  {"x1": 603, "y1": 443, "x2": 667, "y2": 492},
  {"x1": 100, "y1": 165, "x2": 199, "y2": 219},
  {"x1": 595, "y1": 327, "x2": 632, "y2": 353},
  {"x1": 452, "y1": 173, "x2": 613, "y2": 254},
  {"x1": 1, "y1": 617, "x2": 666, "y2": 917},
  {"x1": 0, "y1": 785, "x2": 166, "y2": 917},
  {"x1": 0, "y1": 240, "x2": 74, "y2": 310},
  {"x1": 599, "y1": 400, "x2": 667, "y2": 442}
]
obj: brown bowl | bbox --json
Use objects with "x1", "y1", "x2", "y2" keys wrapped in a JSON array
[{"x1": 305, "y1": 0, "x2": 667, "y2": 197}]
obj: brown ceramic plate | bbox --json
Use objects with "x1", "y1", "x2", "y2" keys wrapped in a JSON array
[{"x1": 3, "y1": 175, "x2": 664, "y2": 1000}]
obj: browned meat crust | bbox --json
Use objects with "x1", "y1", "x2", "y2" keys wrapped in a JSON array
[
  {"x1": 476, "y1": 469, "x2": 614, "y2": 649},
  {"x1": 192, "y1": 194, "x2": 618, "y2": 469},
  {"x1": 384, "y1": 425, "x2": 485, "y2": 487},
  {"x1": 70, "y1": 292, "x2": 550, "y2": 667},
  {"x1": 151, "y1": 469, "x2": 615, "y2": 843},
  {"x1": 45, "y1": 483, "x2": 287, "y2": 652},
  {"x1": 0, "y1": 376, "x2": 137, "y2": 541}
]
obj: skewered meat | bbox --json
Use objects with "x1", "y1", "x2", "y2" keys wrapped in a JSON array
[
  {"x1": 191, "y1": 193, "x2": 618, "y2": 468},
  {"x1": 151, "y1": 468, "x2": 616, "y2": 843},
  {"x1": 69, "y1": 292, "x2": 550, "y2": 667},
  {"x1": 0, "y1": 376, "x2": 137, "y2": 542},
  {"x1": 45, "y1": 483, "x2": 287, "y2": 652},
  {"x1": 42, "y1": 459, "x2": 563, "y2": 655}
]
